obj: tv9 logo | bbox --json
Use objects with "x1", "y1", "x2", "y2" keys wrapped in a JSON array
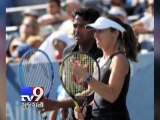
[{"x1": 21, "y1": 87, "x2": 44, "y2": 102}]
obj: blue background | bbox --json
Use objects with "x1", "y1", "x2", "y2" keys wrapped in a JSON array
[{"x1": 6, "y1": 53, "x2": 154, "y2": 120}]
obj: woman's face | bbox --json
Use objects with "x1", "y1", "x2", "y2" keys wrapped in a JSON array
[
  {"x1": 94, "y1": 28, "x2": 116, "y2": 49},
  {"x1": 21, "y1": 19, "x2": 34, "y2": 35},
  {"x1": 20, "y1": 17, "x2": 39, "y2": 42},
  {"x1": 52, "y1": 39, "x2": 67, "y2": 51}
]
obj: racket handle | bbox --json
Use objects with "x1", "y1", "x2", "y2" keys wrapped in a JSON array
[
  {"x1": 81, "y1": 98, "x2": 88, "y2": 111},
  {"x1": 74, "y1": 101, "x2": 80, "y2": 109},
  {"x1": 42, "y1": 112, "x2": 48, "y2": 120}
]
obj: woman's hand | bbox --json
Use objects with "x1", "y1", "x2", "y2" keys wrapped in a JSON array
[{"x1": 70, "y1": 61, "x2": 89, "y2": 79}]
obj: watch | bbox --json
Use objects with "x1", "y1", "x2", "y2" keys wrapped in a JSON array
[{"x1": 85, "y1": 75, "x2": 92, "y2": 82}]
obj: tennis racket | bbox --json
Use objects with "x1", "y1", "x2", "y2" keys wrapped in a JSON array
[
  {"x1": 60, "y1": 52, "x2": 100, "y2": 111},
  {"x1": 19, "y1": 48, "x2": 54, "y2": 120}
]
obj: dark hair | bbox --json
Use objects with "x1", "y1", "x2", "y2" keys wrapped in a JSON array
[
  {"x1": 107, "y1": 15, "x2": 138, "y2": 62},
  {"x1": 82, "y1": 0, "x2": 103, "y2": 14},
  {"x1": 48, "y1": 0, "x2": 60, "y2": 7},
  {"x1": 111, "y1": 0, "x2": 126, "y2": 6},
  {"x1": 72, "y1": 7, "x2": 100, "y2": 23}
]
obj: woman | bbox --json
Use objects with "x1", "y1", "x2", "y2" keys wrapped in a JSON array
[
  {"x1": 18, "y1": 16, "x2": 39, "y2": 43},
  {"x1": 71, "y1": 15, "x2": 138, "y2": 120}
]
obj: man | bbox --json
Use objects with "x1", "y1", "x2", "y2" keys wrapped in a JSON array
[
  {"x1": 131, "y1": 0, "x2": 154, "y2": 52},
  {"x1": 58, "y1": 0, "x2": 80, "y2": 39},
  {"x1": 38, "y1": 0, "x2": 67, "y2": 26},
  {"x1": 40, "y1": 7, "x2": 102, "y2": 120}
]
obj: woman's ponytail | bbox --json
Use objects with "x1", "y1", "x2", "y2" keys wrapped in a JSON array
[
  {"x1": 122, "y1": 23, "x2": 138, "y2": 62},
  {"x1": 107, "y1": 14, "x2": 138, "y2": 62}
]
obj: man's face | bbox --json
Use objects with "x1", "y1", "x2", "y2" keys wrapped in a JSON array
[
  {"x1": 73, "y1": 15, "x2": 94, "y2": 44},
  {"x1": 47, "y1": 2, "x2": 60, "y2": 15}
]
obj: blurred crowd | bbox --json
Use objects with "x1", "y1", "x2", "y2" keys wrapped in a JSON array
[{"x1": 6, "y1": 0, "x2": 154, "y2": 64}]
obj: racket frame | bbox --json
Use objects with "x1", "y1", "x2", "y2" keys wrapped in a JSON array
[
  {"x1": 19, "y1": 48, "x2": 55, "y2": 120},
  {"x1": 19, "y1": 48, "x2": 54, "y2": 98},
  {"x1": 60, "y1": 52, "x2": 100, "y2": 109}
]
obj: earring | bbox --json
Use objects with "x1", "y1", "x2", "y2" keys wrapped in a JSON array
[{"x1": 113, "y1": 36, "x2": 117, "y2": 43}]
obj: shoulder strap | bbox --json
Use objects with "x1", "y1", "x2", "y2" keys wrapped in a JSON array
[
  {"x1": 103, "y1": 51, "x2": 125, "y2": 68},
  {"x1": 109, "y1": 51, "x2": 125, "y2": 59}
]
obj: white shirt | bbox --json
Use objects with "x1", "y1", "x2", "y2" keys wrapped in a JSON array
[
  {"x1": 139, "y1": 13, "x2": 154, "y2": 31},
  {"x1": 58, "y1": 19, "x2": 74, "y2": 39}
]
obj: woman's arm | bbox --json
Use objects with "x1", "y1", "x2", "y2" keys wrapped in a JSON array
[
  {"x1": 88, "y1": 54, "x2": 129, "y2": 103},
  {"x1": 70, "y1": 54, "x2": 129, "y2": 103}
]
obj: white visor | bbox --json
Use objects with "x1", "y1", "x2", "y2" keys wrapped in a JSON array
[{"x1": 86, "y1": 16, "x2": 125, "y2": 33}]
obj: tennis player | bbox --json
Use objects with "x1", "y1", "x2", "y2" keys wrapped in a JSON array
[
  {"x1": 39, "y1": 7, "x2": 102, "y2": 120},
  {"x1": 72, "y1": 15, "x2": 138, "y2": 120}
]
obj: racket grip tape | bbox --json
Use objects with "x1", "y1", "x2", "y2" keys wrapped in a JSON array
[{"x1": 74, "y1": 101, "x2": 80, "y2": 109}]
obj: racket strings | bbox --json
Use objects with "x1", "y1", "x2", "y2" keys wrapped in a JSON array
[
  {"x1": 62, "y1": 54, "x2": 95, "y2": 98},
  {"x1": 21, "y1": 51, "x2": 52, "y2": 95}
]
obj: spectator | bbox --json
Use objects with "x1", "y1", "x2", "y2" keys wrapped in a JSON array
[
  {"x1": 22, "y1": 9, "x2": 39, "y2": 19},
  {"x1": 13, "y1": 16, "x2": 39, "y2": 43},
  {"x1": 132, "y1": 0, "x2": 154, "y2": 34},
  {"x1": 8, "y1": 40, "x2": 23, "y2": 59},
  {"x1": 38, "y1": 0, "x2": 68, "y2": 39},
  {"x1": 15, "y1": 44, "x2": 33, "y2": 60},
  {"x1": 58, "y1": 0, "x2": 80, "y2": 39},
  {"x1": 39, "y1": 30, "x2": 74, "y2": 61},
  {"x1": 38, "y1": 0, "x2": 67, "y2": 26},
  {"x1": 111, "y1": 0, "x2": 126, "y2": 7},
  {"x1": 52, "y1": 36, "x2": 71, "y2": 60},
  {"x1": 38, "y1": 31, "x2": 74, "y2": 119},
  {"x1": 125, "y1": 0, "x2": 146, "y2": 15},
  {"x1": 6, "y1": 33, "x2": 19, "y2": 57},
  {"x1": 81, "y1": 0, "x2": 106, "y2": 15},
  {"x1": 6, "y1": 16, "x2": 39, "y2": 63},
  {"x1": 26, "y1": 35, "x2": 42, "y2": 48},
  {"x1": 6, "y1": 40, "x2": 32, "y2": 63},
  {"x1": 131, "y1": 0, "x2": 154, "y2": 52},
  {"x1": 108, "y1": 6, "x2": 127, "y2": 22}
]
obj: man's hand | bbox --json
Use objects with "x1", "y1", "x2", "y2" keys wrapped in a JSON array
[{"x1": 38, "y1": 99, "x2": 59, "y2": 114}]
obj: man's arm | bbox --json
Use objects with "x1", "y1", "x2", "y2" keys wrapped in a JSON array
[{"x1": 41, "y1": 97, "x2": 85, "y2": 112}]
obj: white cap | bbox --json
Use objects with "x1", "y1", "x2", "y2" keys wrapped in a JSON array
[
  {"x1": 109, "y1": 6, "x2": 127, "y2": 17},
  {"x1": 48, "y1": 31, "x2": 74, "y2": 46},
  {"x1": 66, "y1": 0, "x2": 79, "y2": 4},
  {"x1": 11, "y1": 40, "x2": 23, "y2": 47},
  {"x1": 22, "y1": 9, "x2": 39, "y2": 17},
  {"x1": 86, "y1": 16, "x2": 125, "y2": 33},
  {"x1": 39, "y1": 31, "x2": 74, "y2": 61}
]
